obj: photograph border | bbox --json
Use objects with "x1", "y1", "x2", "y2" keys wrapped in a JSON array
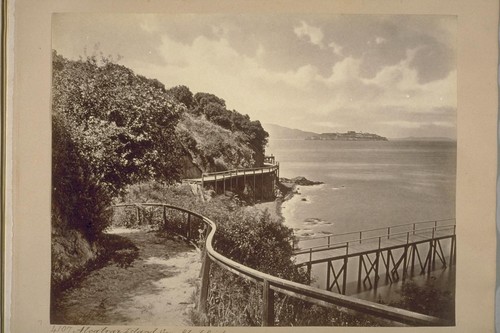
[{"x1": 6, "y1": 0, "x2": 498, "y2": 332}]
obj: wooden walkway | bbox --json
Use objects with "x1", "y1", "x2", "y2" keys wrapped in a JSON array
[
  {"x1": 293, "y1": 219, "x2": 456, "y2": 294},
  {"x1": 112, "y1": 203, "x2": 449, "y2": 326},
  {"x1": 183, "y1": 156, "x2": 279, "y2": 201}
]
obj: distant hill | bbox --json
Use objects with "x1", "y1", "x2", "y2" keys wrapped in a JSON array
[
  {"x1": 263, "y1": 123, "x2": 318, "y2": 139},
  {"x1": 393, "y1": 136, "x2": 456, "y2": 142},
  {"x1": 306, "y1": 131, "x2": 388, "y2": 141}
]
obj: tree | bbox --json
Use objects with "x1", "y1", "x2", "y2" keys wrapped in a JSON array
[
  {"x1": 166, "y1": 85, "x2": 195, "y2": 109},
  {"x1": 188, "y1": 91, "x2": 269, "y2": 166},
  {"x1": 52, "y1": 51, "x2": 184, "y2": 238}
]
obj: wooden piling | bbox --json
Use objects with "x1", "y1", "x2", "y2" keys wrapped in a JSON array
[
  {"x1": 402, "y1": 245, "x2": 408, "y2": 280},
  {"x1": 357, "y1": 256, "x2": 363, "y2": 291},
  {"x1": 327, "y1": 261, "x2": 331, "y2": 290},
  {"x1": 342, "y1": 257, "x2": 348, "y2": 294}
]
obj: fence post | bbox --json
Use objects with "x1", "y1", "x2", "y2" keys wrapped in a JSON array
[
  {"x1": 214, "y1": 174, "x2": 217, "y2": 194},
  {"x1": 199, "y1": 250, "x2": 211, "y2": 314},
  {"x1": 261, "y1": 168, "x2": 264, "y2": 201},
  {"x1": 262, "y1": 280, "x2": 274, "y2": 326},
  {"x1": 163, "y1": 206, "x2": 167, "y2": 225},
  {"x1": 253, "y1": 170, "x2": 256, "y2": 202},
  {"x1": 136, "y1": 206, "x2": 141, "y2": 225},
  {"x1": 187, "y1": 213, "x2": 191, "y2": 240}
]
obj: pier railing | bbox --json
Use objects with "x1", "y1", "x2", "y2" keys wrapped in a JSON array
[
  {"x1": 292, "y1": 218, "x2": 456, "y2": 296},
  {"x1": 294, "y1": 218, "x2": 456, "y2": 254},
  {"x1": 200, "y1": 164, "x2": 279, "y2": 179},
  {"x1": 112, "y1": 203, "x2": 447, "y2": 327},
  {"x1": 184, "y1": 155, "x2": 279, "y2": 185}
]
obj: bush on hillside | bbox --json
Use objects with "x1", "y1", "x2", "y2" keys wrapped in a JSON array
[
  {"x1": 52, "y1": 51, "x2": 184, "y2": 239},
  {"x1": 167, "y1": 88, "x2": 269, "y2": 167},
  {"x1": 115, "y1": 183, "x2": 382, "y2": 326},
  {"x1": 176, "y1": 113, "x2": 256, "y2": 171},
  {"x1": 390, "y1": 280, "x2": 454, "y2": 323}
]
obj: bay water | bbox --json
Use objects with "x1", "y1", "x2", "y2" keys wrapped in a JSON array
[{"x1": 267, "y1": 139, "x2": 456, "y2": 301}]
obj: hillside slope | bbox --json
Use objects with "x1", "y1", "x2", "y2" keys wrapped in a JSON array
[{"x1": 263, "y1": 123, "x2": 317, "y2": 140}]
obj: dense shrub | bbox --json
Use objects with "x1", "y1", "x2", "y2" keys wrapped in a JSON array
[
  {"x1": 390, "y1": 280, "x2": 455, "y2": 323},
  {"x1": 52, "y1": 116, "x2": 112, "y2": 237},
  {"x1": 168, "y1": 88, "x2": 269, "y2": 168},
  {"x1": 176, "y1": 113, "x2": 256, "y2": 172},
  {"x1": 115, "y1": 183, "x2": 382, "y2": 326},
  {"x1": 52, "y1": 52, "x2": 184, "y2": 238}
]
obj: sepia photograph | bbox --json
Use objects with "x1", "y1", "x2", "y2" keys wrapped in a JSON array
[{"x1": 49, "y1": 13, "x2": 458, "y2": 327}]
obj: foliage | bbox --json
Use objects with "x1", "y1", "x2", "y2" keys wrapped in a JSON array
[
  {"x1": 166, "y1": 85, "x2": 195, "y2": 109},
  {"x1": 115, "y1": 182, "x2": 383, "y2": 326},
  {"x1": 176, "y1": 113, "x2": 255, "y2": 171},
  {"x1": 212, "y1": 209, "x2": 300, "y2": 279},
  {"x1": 52, "y1": 51, "x2": 184, "y2": 238},
  {"x1": 168, "y1": 89, "x2": 269, "y2": 167},
  {"x1": 390, "y1": 280, "x2": 455, "y2": 323},
  {"x1": 52, "y1": 116, "x2": 113, "y2": 236}
]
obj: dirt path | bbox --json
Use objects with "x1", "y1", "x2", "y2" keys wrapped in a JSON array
[{"x1": 52, "y1": 229, "x2": 202, "y2": 326}]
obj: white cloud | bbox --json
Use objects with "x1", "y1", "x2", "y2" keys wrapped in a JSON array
[
  {"x1": 293, "y1": 21, "x2": 324, "y2": 48},
  {"x1": 379, "y1": 121, "x2": 422, "y2": 128},
  {"x1": 375, "y1": 36, "x2": 387, "y2": 44},
  {"x1": 125, "y1": 31, "x2": 455, "y2": 138},
  {"x1": 328, "y1": 41, "x2": 343, "y2": 56},
  {"x1": 323, "y1": 57, "x2": 362, "y2": 85}
]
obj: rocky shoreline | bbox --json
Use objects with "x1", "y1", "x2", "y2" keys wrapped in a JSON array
[{"x1": 254, "y1": 176, "x2": 324, "y2": 224}]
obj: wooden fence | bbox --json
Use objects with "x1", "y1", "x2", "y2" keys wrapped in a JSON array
[{"x1": 112, "y1": 203, "x2": 449, "y2": 327}]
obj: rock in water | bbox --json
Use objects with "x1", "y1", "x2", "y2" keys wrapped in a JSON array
[{"x1": 287, "y1": 176, "x2": 324, "y2": 186}]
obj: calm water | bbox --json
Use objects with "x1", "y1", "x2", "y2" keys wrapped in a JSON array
[
  {"x1": 267, "y1": 139, "x2": 456, "y2": 299},
  {"x1": 269, "y1": 139, "x2": 456, "y2": 237}
]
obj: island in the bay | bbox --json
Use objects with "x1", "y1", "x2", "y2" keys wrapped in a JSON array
[{"x1": 306, "y1": 131, "x2": 388, "y2": 141}]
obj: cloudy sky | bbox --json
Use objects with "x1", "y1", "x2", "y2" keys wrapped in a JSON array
[{"x1": 53, "y1": 14, "x2": 456, "y2": 139}]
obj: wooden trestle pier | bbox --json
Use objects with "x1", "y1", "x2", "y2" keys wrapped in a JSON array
[
  {"x1": 184, "y1": 155, "x2": 279, "y2": 202},
  {"x1": 294, "y1": 219, "x2": 456, "y2": 295}
]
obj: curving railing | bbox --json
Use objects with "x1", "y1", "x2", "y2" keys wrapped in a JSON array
[
  {"x1": 200, "y1": 164, "x2": 279, "y2": 179},
  {"x1": 112, "y1": 202, "x2": 448, "y2": 327},
  {"x1": 183, "y1": 155, "x2": 280, "y2": 185}
]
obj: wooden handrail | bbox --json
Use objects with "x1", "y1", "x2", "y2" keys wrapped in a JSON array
[
  {"x1": 112, "y1": 203, "x2": 448, "y2": 327},
  {"x1": 295, "y1": 224, "x2": 456, "y2": 254},
  {"x1": 201, "y1": 164, "x2": 278, "y2": 177},
  {"x1": 296, "y1": 219, "x2": 456, "y2": 246}
]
